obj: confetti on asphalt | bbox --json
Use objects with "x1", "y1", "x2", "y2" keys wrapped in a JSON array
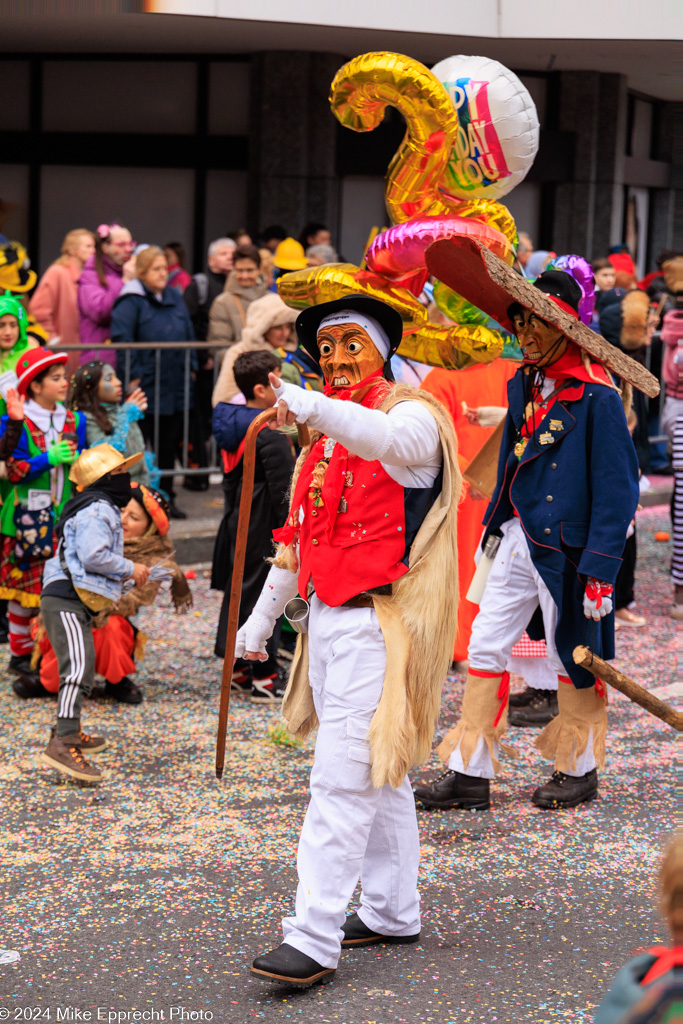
[{"x1": 0, "y1": 506, "x2": 676, "y2": 1022}]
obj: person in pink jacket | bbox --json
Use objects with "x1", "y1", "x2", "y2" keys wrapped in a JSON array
[
  {"x1": 29, "y1": 229, "x2": 95, "y2": 375},
  {"x1": 77, "y1": 223, "x2": 136, "y2": 366}
]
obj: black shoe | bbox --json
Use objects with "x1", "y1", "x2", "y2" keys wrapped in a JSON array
[
  {"x1": 509, "y1": 690, "x2": 558, "y2": 727},
  {"x1": 9, "y1": 654, "x2": 35, "y2": 676},
  {"x1": 250, "y1": 670, "x2": 288, "y2": 705},
  {"x1": 531, "y1": 769, "x2": 598, "y2": 810},
  {"x1": 251, "y1": 943, "x2": 335, "y2": 989},
  {"x1": 509, "y1": 685, "x2": 544, "y2": 708},
  {"x1": 341, "y1": 912, "x2": 420, "y2": 949},
  {"x1": 230, "y1": 666, "x2": 253, "y2": 696},
  {"x1": 182, "y1": 477, "x2": 209, "y2": 492},
  {"x1": 8, "y1": 656, "x2": 43, "y2": 690},
  {"x1": 12, "y1": 675, "x2": 51, "y2": 698},
  {"x1": 413, "y1": 769, "x2": 490, "y2": 811},
  {"x1": 104, "y1": 677, "x2": 143, "y2": 704},
  {"x1": 168, "y1": 502, "x2": 187, "y2": 520}
]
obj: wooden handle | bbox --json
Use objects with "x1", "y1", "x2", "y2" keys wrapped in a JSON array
[
  {"x1": 215, "y1": 412, "x2": 311, "y2": 779},
  {"x1": 573, "y1": 646, "x2": 683, "y2": 732}
]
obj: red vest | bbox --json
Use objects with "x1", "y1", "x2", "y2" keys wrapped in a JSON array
[
  {"x1": 297, "y1": 444, "x2": 410, "y2": 606},
  {"x1": 273, "y1": 381, "x2": 438, "y2": 607}
]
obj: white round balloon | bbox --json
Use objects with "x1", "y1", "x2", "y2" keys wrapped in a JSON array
[{"x1": 431, "y1": 54, "x2": 540, "y2": 201}]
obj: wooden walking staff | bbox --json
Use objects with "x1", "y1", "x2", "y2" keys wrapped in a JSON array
[
  {"x1": 215, "y1": 409, "x2": 310, "y2": 778},
  {"x1": 573, "y1": 646, "x2": 683, "y2": 731}
]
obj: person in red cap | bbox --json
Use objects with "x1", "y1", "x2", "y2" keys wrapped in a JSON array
[
  {"x1": 413, "y1": 238, "x2": 656, "y2": 813},
  {"x1": 0, "y1": 349, "x2": 86, "y2": 692}
]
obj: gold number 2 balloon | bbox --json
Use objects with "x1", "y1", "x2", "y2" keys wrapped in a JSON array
[{"x1": 330, "y1": 51, "x2": 518, "y2": 247}]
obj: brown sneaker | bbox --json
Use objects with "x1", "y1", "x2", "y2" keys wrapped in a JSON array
[
  {"x1": 49, "y1": 726, "x2": 106, "y2": 753},
  {"x1": 41, "y1": 732, "x2": 103, "y2": 783}
]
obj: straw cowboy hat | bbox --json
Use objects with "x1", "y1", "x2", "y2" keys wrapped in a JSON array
[
  {"x1": 69, "y1": 444, "x2": 144, "y2": 492},
  {"x1": 425, "y1": 236, "x2": 660, "y2": 397}
]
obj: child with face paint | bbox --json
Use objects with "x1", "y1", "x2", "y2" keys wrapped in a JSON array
[
  {"x1": 40, "y1": 445, "x2": 150, "y2": 782},
  {"x1": 0, "y1": 349, "x2": 87, "y2": 692},
  {"x1": 69, "y1": 362, "x2": 150, "y2": 486}
]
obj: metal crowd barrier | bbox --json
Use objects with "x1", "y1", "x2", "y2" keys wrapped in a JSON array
[{"x1": 52, "y1": 341, "x2": 229, "y2": 478}]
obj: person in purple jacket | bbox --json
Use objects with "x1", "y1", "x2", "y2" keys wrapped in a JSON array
[{"x1": 77, "y1": 223, "x2": 136, "y2": 366}]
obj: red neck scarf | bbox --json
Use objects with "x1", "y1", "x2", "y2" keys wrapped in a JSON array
[
  {"x1": 538, "y1": 342, "x2": 613, "y2": 387},
  {"x1": 323, "y1": 368, "x2": 392, "y2": 405}
]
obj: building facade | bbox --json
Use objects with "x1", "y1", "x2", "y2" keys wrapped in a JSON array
[{"x1": 0, "y1": 1, "x2": 680, "y2": 274}]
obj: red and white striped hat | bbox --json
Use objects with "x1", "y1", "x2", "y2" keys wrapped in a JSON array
[{"x1": 16, "y1": 349, "x2": 68, "y2": 397}]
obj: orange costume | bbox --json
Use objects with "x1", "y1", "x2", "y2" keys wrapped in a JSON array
[{"x1": 421, "y1": 358, "x2": 519, "y2": 661}]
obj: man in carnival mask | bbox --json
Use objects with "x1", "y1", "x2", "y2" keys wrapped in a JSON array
[
  {"x1": 237, "y1": 295, "x2": 461, "y2": 988},
  {"x1": 413, "y1": 237, "x2": 656, "y2": 815}
]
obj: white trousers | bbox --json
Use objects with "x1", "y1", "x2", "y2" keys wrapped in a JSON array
[
  {"x1": 281, "y1": 596, "x2": 421, "y2": 968},
  {"x1": 449, "y1": 518, "x2": 596, "y2": 780}
]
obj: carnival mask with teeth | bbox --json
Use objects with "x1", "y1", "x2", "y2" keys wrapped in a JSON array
[{"x1": 316, "y1": 323, "x2": 385, "y2": 388}]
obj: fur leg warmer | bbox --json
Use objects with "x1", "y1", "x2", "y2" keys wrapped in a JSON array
[
  {"x1": 436, "y1": 669, "x2": 511, "y2": 774},
  {"x1": 535, "y1": 680, "x2": 607, "y2": 772}
]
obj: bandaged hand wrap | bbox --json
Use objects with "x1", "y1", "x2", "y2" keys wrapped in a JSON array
[{"x1": 234, "y1": 564, "x2": 299, "y2": 659}]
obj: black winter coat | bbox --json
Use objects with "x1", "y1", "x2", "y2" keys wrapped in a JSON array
[{"x1": 210, "y1": 403, "x2": 294, "y2": 628}]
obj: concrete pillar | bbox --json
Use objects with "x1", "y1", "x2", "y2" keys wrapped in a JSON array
[
  {"x1": 649, "y1": 101, "x2": 682, "y2": 256},
  {"x1": 552, "y1": 71, "x2": 628, "y2": 259},
  {"x1": 247, "y1": 51, "x2": 345, "y2": 243}
]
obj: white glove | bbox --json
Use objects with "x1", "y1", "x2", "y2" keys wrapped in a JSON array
[
  {"x1": 234, "y1": 564, "x2": 299, "y2": 661},
  {"x1": 583, "y1": 580, "x2": 614, "y2": 621}
]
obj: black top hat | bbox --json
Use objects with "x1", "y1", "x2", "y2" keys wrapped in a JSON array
[
  {"x1": 531, "y1": 269, "x2": 582, "y2": 314},
  {"x1": 295, "y1": 294, "x2": 404, "y2": 364}
]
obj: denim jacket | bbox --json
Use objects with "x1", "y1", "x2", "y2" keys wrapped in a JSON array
[{"x1": 42, "y1": 500, "x2": 134, "y2": 601}]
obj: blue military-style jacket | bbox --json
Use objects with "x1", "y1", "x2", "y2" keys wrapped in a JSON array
[{"x1": 482, "y1": 366, "x2": 639, "y2": 688}]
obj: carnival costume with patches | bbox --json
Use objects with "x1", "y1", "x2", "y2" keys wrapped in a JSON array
[
  {"x1": 414, "y1": 237, "x2": 656, "y2": 813},
  {"x1": 239, "y1": 296, "x2": 461, "y2": 986},
  {"x1": 0, "y1": 351, "x2": 87, "y2": 683}
]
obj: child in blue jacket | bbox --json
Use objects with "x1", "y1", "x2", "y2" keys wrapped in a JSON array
[{"x1": 40, "y1": 444, "x2": 149, "y2": 784}]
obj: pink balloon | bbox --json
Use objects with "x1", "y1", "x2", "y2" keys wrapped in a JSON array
[{"x1": 366, "y1": 215, "x2": 514, "y2": 281}]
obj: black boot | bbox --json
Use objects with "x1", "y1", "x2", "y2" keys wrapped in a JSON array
[
  {"x1": 105, "y1": 677, "x2": 143, "y2": 704},
  {"x1": 341, "y1": 912, "x2": 420, "y2": 949},
  {"x1": 12, "y1": 675, "x2": 51, "y2": 698},
  {"x1": 532, "y1": 769, "x2": 598, "y2": 809},
  {"x1": 168, "y1": 501, "x2": 187, "y2": 520},
  {"x1": 8, "y1": 655, "x2": 42, "y2": 689},
  {"x1": 413, "y1": 769, "x2": 490, "y2": 811},
  {"x1": 251, "y1": 943, "x2": 335, "y2": 988},
  {"x1": 509, "y1": 689, "x2": 558, "y2": 727},
  {"x1": 509, "y1": 685, "x2": 544, "y2": 708}
]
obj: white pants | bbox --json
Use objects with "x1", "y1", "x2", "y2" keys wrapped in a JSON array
[
  {"x1": 449, "y1": 518, "x2": 596, "y2": 779},
  {"x1": 281, "y1": 596, "x2": 421, "y2": 968}
]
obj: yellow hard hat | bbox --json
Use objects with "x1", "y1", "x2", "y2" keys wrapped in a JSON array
[
  {"x1": 273, "y1": 237, "x2": 308, "y2": 271},
  {"x1": 69, "y1": 444, "x2": 144, "y2": 492}
]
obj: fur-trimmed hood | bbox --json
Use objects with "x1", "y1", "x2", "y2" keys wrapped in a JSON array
[{"x1": 239, "y1": 292, "x2": 298, "y2": 351}]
